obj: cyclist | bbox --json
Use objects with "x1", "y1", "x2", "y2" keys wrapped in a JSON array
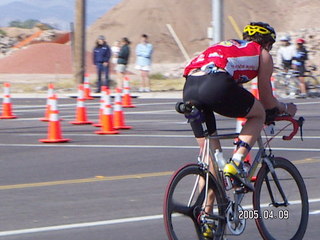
[
  {"x1": 183, "y1": 22, "x2": 297, "y2": 237},
  {"x1": 293, "y1": 38, "x2": 308, "y2": 98},
  {"x1": 276, "y1": 35, "x2": 296, "y2": 71},
  {"x1": 183, "y1": 22, "x2": 297, "y2": 190}
]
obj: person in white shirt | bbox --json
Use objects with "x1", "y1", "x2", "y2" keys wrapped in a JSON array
[
  {"x1": 276, "y1": 36, "x2": 296, "y2": 71},
  {"x1": 135, "y1": 34, "x2": 153, "y2": 92},
  {"x1": 111, "y1": 41, "x2": 120, "y2": 73}
]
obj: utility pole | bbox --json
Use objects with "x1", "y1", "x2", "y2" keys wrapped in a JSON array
[
  {"x1": 73, "y1": 0, "x2": 86, "y2": 84},
  {"x1": 212, "y1": 0, "x2": 224, "y2": 44}
]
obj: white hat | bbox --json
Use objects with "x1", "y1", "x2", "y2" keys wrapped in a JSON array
[
  {"x1": 98, "y1": 35, "x2": 105, "y2": 40},
  {"x1": 280, "y1": 35, "x2": 291, "y2": 41}
]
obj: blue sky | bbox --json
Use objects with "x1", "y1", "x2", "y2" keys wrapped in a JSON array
[{"x1": 0, "y1": 0, "x2": 122, "y2": 30}]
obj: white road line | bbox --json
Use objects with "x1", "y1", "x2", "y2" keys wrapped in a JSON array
[
  {"x1": 0, "y1": 215, "x2": 163, "y2": 237},
  {"x1": 296, "y1": 101, "x2": 320, "y2": 105},
  {"x1": 0, "y1": 198, "x2": 319, "y2": 237},
  {"x1": 13, "y1": 133, "x2": 195, "y2": 138},
  {"x1": 134, "y1": 102, "x2": 177, "y2": 106},
  {"x1": 310, "y1": 210, "x2": 320, "y2": 215},
  {"x1": 13, "y1": 101, "x2": 175, "y2": 110},
  {"x1": 9, "y1": 133, "x2": 320, "y2": 140},
  {"x1": 0, "y1": 143, "x2": 319, "y2": 152}
]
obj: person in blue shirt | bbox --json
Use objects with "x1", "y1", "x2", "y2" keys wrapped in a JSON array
[
  {"x1": 135, "y1": 34, "x2": 153, "y2": 92},
  {"x1": 93, "y1": 35, "x2": 111, "y2": 93},
  {"x1": 293, "y1": 38, "x2": 308, "y2": 98}
]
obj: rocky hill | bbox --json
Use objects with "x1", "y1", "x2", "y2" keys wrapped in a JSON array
[{"x1": 87, "y1": 0, "x2": 320, "y2": 64}]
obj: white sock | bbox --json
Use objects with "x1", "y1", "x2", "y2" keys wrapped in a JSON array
[{"x1": 232, "y1": 153, "x2": 244, "y2": 166}]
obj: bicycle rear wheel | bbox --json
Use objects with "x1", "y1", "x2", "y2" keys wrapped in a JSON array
[
  {"x1": 304, "y1": 75, "x2": 320, "y2": 88},
  {"x1": 253, "y1": 157, "x2": 309, "y2": 240},
  {"x1": 163, "y1": 164, "x2": 226, "y2": 240}
]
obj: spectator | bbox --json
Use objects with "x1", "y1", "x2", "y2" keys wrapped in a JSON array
[
  {"x1": 93, "y1": 35, "x2": 111, "y2": 92},
  {"x1": 116, "y1": 37, "x2": 131, "y2": 88},
  {"x1": 276, "y1": 35, "x2": 296, "y2": 71},
  {"x1": 111, "y1": 40, "x2": 120, "y2": 72},
  {"x1": 293, "y1": 38, "x2": 308, "y2": 98},
  {"x1": 135, "y1": 34, "x2": 153, "y2": 92}
]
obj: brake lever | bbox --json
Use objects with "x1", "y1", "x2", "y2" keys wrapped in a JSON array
[
  {"x1": 297, "y1": 117, "x2": 305, "y2": 141},
  {"x1": 274, "y1": 116, "x2": 304, "y2": 141}
]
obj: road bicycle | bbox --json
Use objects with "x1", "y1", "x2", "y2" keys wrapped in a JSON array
[
  {"x1": 163, "y1": 102, "x2": 309, "y2": 240},
  {"x1": 273, "y1": 65, "x2": 320, "y2": 98}
]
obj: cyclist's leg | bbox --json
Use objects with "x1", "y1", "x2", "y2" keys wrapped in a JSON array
[
  {"x1": 298, "y1": 64, "x2": 307, "y2": 96},
  {"x1": 189, "y1": 112, "x2": 220, "y2": 214},
  {"x1": 183, "y1": 74, "x2": 222, "y2": 154},
  {"x1": 291, "y1": 64, "x2": 307, "y2": 97},
  {"x1": 235, "y1": 98, "x2": 265, "y2": 159},
  {"x1": 193, "y1": 110, "x2": 222, "y2": 153},
  {"x1": 210, "y1": 77, "x2": 265, "y2": 164},
  {"x1": 183, "y1": 74, "x2": 222, "y2": 214}
]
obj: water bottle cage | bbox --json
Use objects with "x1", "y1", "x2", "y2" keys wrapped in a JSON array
[{"x1": 234, "y1": 138, "x2": 252, "y2": 152}]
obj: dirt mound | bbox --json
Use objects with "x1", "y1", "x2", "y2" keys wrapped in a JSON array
[
  {"x1": 0, "y1": 43, "x2": 96, "y2": 74},
  {"x1": 87, "y1": 0, "x2": 320, "y2": 63}
]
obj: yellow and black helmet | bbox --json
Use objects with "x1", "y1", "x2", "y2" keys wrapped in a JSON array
[{"x1": 243, "y1": 22, "x2": 276, "y2": 47}]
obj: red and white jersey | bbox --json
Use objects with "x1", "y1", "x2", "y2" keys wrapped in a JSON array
[{"x1": 184, "y1": 40, "x2": 262, "y2": 83}]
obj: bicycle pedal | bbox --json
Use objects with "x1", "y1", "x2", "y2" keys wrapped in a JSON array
[{"x1": 201, "y1": 224, "x2": 213, "y2": 238}]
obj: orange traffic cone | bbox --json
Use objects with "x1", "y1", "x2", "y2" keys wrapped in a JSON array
[
  {"x1": 40, "y1": 83, "x2": 54, "y2": 122},
  {"x1": 39, "y1": 95, "x2": 71, "y2": 143},
  {"x1": 270, "y1": 76, "x2": 278, "y2": 98},
  {"x1": 70, "y1": 84, "x2": 93, "y2": 125},
  {"x1": 95, "y1": 88, "x2": 119, "y2": 135},
  {"x1": 235, "y1": 117, "x2": 246, "y2": 133},
  {"x1": 84, "y1": 73, "x2": 94, "y2": 100},
  {"x1": 251, "y1": 78, "x2": 259, "y2": 99},
  {"x1": 122, "y1": 76, "x2": 135, "y2": 108},
  {"x1": 0, "y1": 82, "x2": 17, "y2": 119},
  {"x1": 93, "y1": 86, "x2": 107, "y2": 127},
  {"x1": 113, "y1": 88, "x2": 132, "y2": 129}
]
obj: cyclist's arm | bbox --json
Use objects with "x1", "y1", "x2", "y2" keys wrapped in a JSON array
[{"x1": 257, "y1": 49, "x2": 296, "y2": 116}]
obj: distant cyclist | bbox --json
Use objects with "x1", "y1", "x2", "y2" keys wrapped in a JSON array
[
  {"x1": 183, "y1": 21, "x2": 297, "y2": 193},
  {"x1": 293, "y1": 38, "x2": 309, "y2": 98}
]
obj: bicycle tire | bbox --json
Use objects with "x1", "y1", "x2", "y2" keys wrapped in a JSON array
[
  {"x1": 163, "y1": 164, "x2": 226, "y2": 240},
  {"x1": 253, "y1": 157, "x2": 309, "y2": 240},
  {"x1": 273, "y1": 75, "x2": 299, "y2": 98},
  {"x1": 304, "y1": 75, "x2": 320, "y2": 89}
]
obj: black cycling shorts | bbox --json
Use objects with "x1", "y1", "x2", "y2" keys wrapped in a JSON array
[
  {"x1": 282, "y1": 60, "x2": 292, "y2": 70},
  {"x1": 183, "y1": 72, "x2": 255, "y2": 138},
  {"x1": 295, "y1": 64, "x2": 306, "y2": 77}
]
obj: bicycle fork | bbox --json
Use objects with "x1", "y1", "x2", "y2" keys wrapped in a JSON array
[{"x1": 263, "y1": 158, "x2": 289, "y2": 207}]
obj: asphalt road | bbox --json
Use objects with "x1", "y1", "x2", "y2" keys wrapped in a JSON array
[{"x1": 0, "y1": 96, "x2": 319, "y2": 239}]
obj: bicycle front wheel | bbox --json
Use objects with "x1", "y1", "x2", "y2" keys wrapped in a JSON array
[
  {"x1": 253, "y1": 157, "x2": 309, "y2": 240},
  {"x1": 163, "y1": 164, "x2": 226, "y2": 240},
  {"x1": 274, "y1": 75, "x2": 300, "y2": 98}
]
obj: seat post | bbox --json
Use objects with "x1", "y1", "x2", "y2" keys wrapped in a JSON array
[{"x1": 201, "y1": 121, "x2": 209, "y2": 138}]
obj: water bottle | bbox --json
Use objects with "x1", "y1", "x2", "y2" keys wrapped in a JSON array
[
  {"x1": 214, "y1": 149, "x2": 226, "y2": 170},
  {"x1": 224, "y1": 176, "x2": 233, "y2": 191}
]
